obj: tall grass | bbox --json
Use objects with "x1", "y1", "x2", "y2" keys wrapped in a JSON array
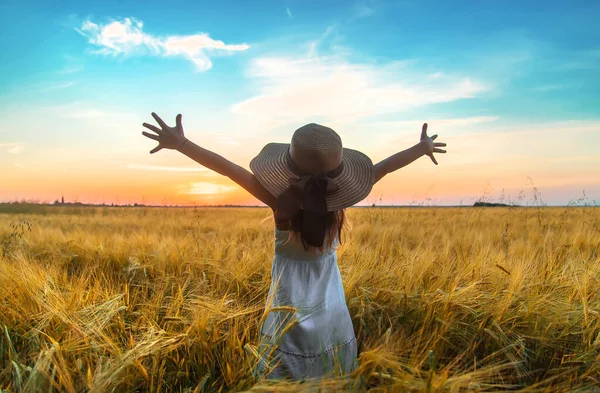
[{"x1": 0, "y1": 205, "x2": 599, "y2": 392}]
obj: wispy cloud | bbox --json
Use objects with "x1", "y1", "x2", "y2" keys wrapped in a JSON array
[
  {"x1": 178, "y1": 182, "x2": 237, "y2": 195},
  {"x1": 307, "y1": 25, "x2": 336, "y2": 58},
  {"x1": 551, "y1": 48, "x2": 600, "y2": 71},
  {"x1": 531, "y1": 84, "x2": 568, "y2": 92},
  {"x1": 41, "y1": 81, "x2": 76, "y2": 92},
  {"x1": 36, "y1": 102, "x2": 135, "y2": 122},
  {"x1": 232, "y1": 54, "x2": 488, "y2": 127},
  {"x1": 556, "y1": 61, "x2": 598, "y2": 71},
  {"x1": 62, "y1": 108, "x2": 105, "y2": 118},
  {"x1": 216, "y1": 136, "x2": 240, "y2": 145},
  {"x1": 437, "y1": 120, "x2": 600, "y2": 173},
  {"x1": 286, "y1": 8, "x2": 293, "y2": 18},
  {"x1": 127, "y1": 164, "x2": 208, "y2": 172},
  {"x1": 75, "y1": 17, "x2": 250, "y2": 71},
  {"x1": 0, "y1": 143, "x2": 23, "y2": 154},
  {"x1": 57, "y1": 65, "x2": 84, "y2": 74},
  {"x1": 354, "y1": 116, "x2": 500, "y2": 150},
  {"x1": 370, "y1": 116, "x2": 500, "y2": 129},
  {"x1": 351, "y1": 2, "x2": 376, "y2": 20}
]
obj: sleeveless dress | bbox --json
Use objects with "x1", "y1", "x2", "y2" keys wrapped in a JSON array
[{"x1": 255, "y1": 228, "x2": 358, "y2": 380}]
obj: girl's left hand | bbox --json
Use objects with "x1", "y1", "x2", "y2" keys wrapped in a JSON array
[{"x1": 419, "y1": 123, "x2": 447, "y2": 165}]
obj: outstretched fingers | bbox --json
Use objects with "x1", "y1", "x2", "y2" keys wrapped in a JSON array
[
  {"x1": 142, "y1": 131, "x2": 159, "y2": 141},
  {"x1": 418, "y1": 123, "x2": 445, "y2": 164},
  {"x1": 176, "y1": 113, "x2": 183, "y2": 130},
  {"x1": 143, "y1": 112, "x2": 175, "y2": 155},
  {"x1": 151, "y1": 112, "x2": 169, "y2": 129},
  {"x1": 150, "y1": 145, "x2": 162, "y2": 154},
  {"x1": 143, "y1": 122, "x2": 165, "y2": 135}
]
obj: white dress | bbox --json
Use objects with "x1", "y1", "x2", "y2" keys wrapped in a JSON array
[{"x1": 255, "y1": 228, "x2": 358, "y2": 380}]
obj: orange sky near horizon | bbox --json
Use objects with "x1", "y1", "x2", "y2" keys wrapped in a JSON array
[{"x1": 3, "y1": 119, "x2": 599, "y2": 207}]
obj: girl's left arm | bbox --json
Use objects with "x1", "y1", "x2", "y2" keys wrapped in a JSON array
[{"x1": 373, "y1": 123, "x2": 447, "y2": 184}]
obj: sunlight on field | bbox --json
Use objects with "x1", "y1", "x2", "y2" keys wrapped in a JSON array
[{"x1": 0, "y1": 205, "x2": 599, "y2": 392}]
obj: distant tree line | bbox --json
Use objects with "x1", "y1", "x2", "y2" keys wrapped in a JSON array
[{"x1": 473, "y1": 202, "x2": 513, "y2": 207}]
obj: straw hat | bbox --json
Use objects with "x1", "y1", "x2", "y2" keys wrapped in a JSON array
[{"x1": 250, "y1": 123, "x2": 374, "y2": 211}]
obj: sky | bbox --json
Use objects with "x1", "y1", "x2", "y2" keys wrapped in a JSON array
[{"x1": 1, "y1": 0, "x2": 599, "y2": 207}]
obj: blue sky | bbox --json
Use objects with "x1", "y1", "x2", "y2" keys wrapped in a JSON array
[{"x1": 1, "y1": 0, "x2": 599, "y2": 206}]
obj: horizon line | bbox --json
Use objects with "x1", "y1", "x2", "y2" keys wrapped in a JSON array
[{"x1": 0, "y1": 201, "x2": 597, "y2": 209}]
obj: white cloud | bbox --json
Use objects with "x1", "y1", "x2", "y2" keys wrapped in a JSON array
[
  {"x1": 62, "y1": 108, "x2": 105, "y2": 118},
  {"x1": 352, "y1": 3, "x2": 375, "y2": 19},
  {"x1": 458, "y1": 121, "x2": 600, "y2": 152},
  {"x1": 308, "y1": 26, "x2": 336, "y2": 58},
  {"x1": 7, "y1": 146, "x2": 22, "y2": 154},
  {"x1": 75, "y1": 17, "x2": 250, "y2": 71},
  {"x1": 57, "y1": 65, "x2": 84, "y2": 74},
  {"x1": 369, "y1": 116, "x2": 500, "y2": 129},
  {"x1": 531, "y1": 84, "x2": 570, "y2": 92},
  {"x1": 178, "y1": 182, "x2": 237, "y2": 195},
  {"x1": 42, "y1": 81, "x2": 76, "y2": 92},
  {"x1": 216, "y1": 136, "x2": 240, "y2": 145},
  {"x1": 0, "y1": 143, "x2": 23, "y2": 154},
  {"x1": 38, "y1": 102, "x2": 134, "y2": 122},
  {"x1": 338, "y1": 116, "x2": 500, "y2": 154},
  {"x1": 286, "y1": 8, "x2": 293, "y2": 18},
  {"x1": 127, "y1": 164, "x2": 209, "y2": 172},
  {"x1": 232, "y1": 55, "x2": 489, "y2": 126}
]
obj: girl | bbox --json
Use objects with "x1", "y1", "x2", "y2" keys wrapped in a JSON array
[{"x1": 141, "y1": 113, "x2": 446, "y2": 380}]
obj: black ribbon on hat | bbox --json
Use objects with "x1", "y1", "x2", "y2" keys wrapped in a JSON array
[{"x1": 276, "y1": 149, "x2": 344, "y2": 247}]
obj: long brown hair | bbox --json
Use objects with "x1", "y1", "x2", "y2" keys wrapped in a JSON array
[{"x1": 284, "y1": 209, "x2": 346, "y2": 251}]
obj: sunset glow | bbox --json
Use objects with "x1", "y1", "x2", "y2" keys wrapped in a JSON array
[{"x1": 1, "y1": 1, "x2": 599, "y2": 206}]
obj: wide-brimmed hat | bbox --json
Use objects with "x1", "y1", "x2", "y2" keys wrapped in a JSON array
[{"x1": 250, "y1": 123, "x2": 374, "y2": 211}]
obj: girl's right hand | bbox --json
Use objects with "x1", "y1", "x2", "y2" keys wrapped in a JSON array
[{"x1": 142, "y1": 112, "x2": 187, "y2": 154}]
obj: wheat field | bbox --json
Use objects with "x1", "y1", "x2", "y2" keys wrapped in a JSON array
[{"x1": 0, "y1": 204, "x2": 599, "y2": 392}]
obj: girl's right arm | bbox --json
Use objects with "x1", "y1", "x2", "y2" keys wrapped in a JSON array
[{"x1": 142, "y1": 112, "x2": 277, "y2": 209}]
